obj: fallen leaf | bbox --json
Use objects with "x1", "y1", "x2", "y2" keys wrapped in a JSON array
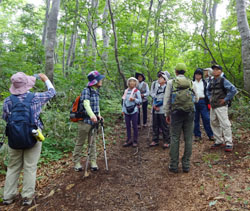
[{"x1": 66, "y1": 183, "x2": 75, "y2": 190}]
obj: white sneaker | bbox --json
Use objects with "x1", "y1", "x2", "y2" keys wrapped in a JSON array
[
  {"x1": 74, "y1": 162, "x2": 83, "y2": 172},
  {"x1": 90, "y1": 160, "x2": 99, "y2": 171}
]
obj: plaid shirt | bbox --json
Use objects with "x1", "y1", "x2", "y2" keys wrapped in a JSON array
[
  {"x1": 80, "y1": 87, "x2": 100, "y2": 125},
  {"x1": 2, "y1": 88, "x2": 56, "y2": 129}
]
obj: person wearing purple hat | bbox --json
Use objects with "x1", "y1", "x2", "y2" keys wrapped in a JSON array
[
  {"x1": 73, "y1": 70, "x2": 105, "y2": 172},
  {"x1": 2, "y1": 72, "x2": 56, "y2": 206}
]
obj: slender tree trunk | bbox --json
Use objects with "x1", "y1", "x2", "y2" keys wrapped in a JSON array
[
  {"x1": 102, "y1": 0, "x2": 110, "y2": 63},
  {"x1": 66, "y1": 0, "x2": 79, "y2": 72},
  {"x1": 144, "y1": 0, "x2": 153, "y2": 47},
  {"x1": 45, "y1": 0, "x2": 61, "y2": 83},
  {"x1": 107, "y1": 0, "x2": 127, "y2": 89},
  {"x1": 62, "y1": 25, "x2": 67, "y2": 76},
  {"x1": 42, "y1": 0, "x2": 51, "y2": 45},
  {"x1": 91, "y1": 0, "x2": 99, "y2": 67},
  {"x1": 236, "y1": 0, "x2": 250, "y2": 94}
]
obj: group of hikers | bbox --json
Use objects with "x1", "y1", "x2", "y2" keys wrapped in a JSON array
[{"x1": 1, "y1": 63, "x2": 237, "y2": 206}]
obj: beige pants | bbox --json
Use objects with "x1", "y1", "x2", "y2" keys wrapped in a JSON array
[
  {"x1": 210, "y1": 106, "x2": 233, "y2": 146},
  {"x1": 4, "y1": 141, "x2": 42, "y2": 200},
  {"x1": 73, "y1": 122, "x2": 97, "y2": 164}
]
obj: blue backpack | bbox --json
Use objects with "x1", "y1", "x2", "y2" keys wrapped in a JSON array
[{"x1": 6, "y1": 93, "x2": 37, "y2": 149}]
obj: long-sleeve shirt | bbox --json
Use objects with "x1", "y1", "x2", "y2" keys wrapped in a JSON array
[
  {"x1": 153, "y1": 84, "x2": 166, "y2": 114},
  {"x1": 137, "y1": 81, "x2": 149, "y2": 102},
  {"x1": 122, "y1": 88, "x2": 142, "y2": 115},
  {"x1": 81, "y1": 86, "x2": 100, "y2": 125},
  {"x1": 2, "y1": 80, "x2": 56, "y2": 129},
  {"x1": 206, "y1": 77, "x2": 237, "y2": 102},
  {"x1": 163, "y1": 75, "x2": 199, "y2": 117},
  {"x1": 150, "y1": 80, "x2": 160, "y2": 99}
]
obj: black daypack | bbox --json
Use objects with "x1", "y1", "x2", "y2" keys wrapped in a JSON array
[{"x1": 5, "y1": 93, "x2": 37, "y2": 149}]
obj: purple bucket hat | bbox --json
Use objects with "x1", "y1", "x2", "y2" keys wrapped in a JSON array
[
  {"x1": 9, "y1": 72, "x2": 36, "y2": 95},
  {"x1": 87, "y1": 71, "x2": 105, "y2": 87}
]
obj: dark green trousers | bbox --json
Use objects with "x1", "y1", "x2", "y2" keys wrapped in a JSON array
[{"x1": 169, "y1": 110, "x2": 194, "y2": 169}]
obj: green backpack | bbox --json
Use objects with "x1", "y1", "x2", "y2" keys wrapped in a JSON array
[{"x1": 171, "y1": 77, "x2": 195, "y2": 112}]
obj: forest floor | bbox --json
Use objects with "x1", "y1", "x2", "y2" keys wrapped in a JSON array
[{"x1": 0, "y1": 112, "x2": 249, "y2": 211}]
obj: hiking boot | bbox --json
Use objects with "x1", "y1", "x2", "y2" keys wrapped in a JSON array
[
  {"x1": 149, "y1": 141, "x2": 159, "y2": 147},
  {"x1": 182, "y1": 167, "x2": 190, "y2": 173},
  {"x1": 22, "y1": 197, "x2": 33, "y2": 206},
  {"x1": 74, "y1": 162, "x2": 83, "y2": 172},
  {"x1": 162, "y1": 143, "x2": 170, "y2": 149},
  {"x1": 209, "y1": 136, "x2": 215, "y2": 141},
  {"x1": 3, "y1": 198, "x2": 15, "y2": 205},
  {"x1": 168, "y1": 166, "x2": 178, "y2": 173},
  {"x1": 90, "y1": 160, "x2": 99, "y2": 171},
  {"x1": 194, "y1": 136, "x2": 202, "y2": 142},
  {"x1": 225, "y1": 145, "x2": 233, "y2": 152},
  {"x1": 123, "y1": 141, "x2": 132, "y2": 147},
  {"x1": 210, "y1": 143, "x2": 225, "y2": 149}
]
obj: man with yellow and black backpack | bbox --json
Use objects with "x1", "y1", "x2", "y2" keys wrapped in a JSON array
[{"x1": 163, "y1": 63, "x2": 198, "y2": 173}]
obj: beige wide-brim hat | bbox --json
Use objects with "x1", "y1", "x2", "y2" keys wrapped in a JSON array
[
  {"x1": 9, "y1": 72, "x2": 36, "y2": 95},
  {"x1": 127, "y1": 77, "x2": 139, "y2": 87}
]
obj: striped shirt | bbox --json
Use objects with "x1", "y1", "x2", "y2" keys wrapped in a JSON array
[{"x1": 2, "y1": 88, "x2": 56, "y2": 129}]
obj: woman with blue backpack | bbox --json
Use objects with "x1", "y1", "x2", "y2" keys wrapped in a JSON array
[{"x1": 2, "y1": 72, "x2": 56, "y2": 206}]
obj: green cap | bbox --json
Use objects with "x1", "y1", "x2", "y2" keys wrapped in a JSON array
[{"x1": 175, "y1": 63, "x2": 187, "y2": 71}]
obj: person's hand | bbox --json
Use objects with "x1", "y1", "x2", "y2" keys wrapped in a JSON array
[
  {"x1": 141, "y1": 94, "x2": 144, "y2": 98},
  {"x1": 39, "y1": 73, "x2": 49, "y2": 82},
  {"x1": 219, "y1": 99, "x2": 226, "y2": 105},
  {"x1": 166, "y1": 116, "x2": 171, "y2": 124},
  {"x1": 91, "y1": 116, "x2": 98, "y2": 123},
  {"x1": 122, "y1": 112, "x2": 125, "y2": 116},
  {"x1": 129, "y1": 97, "x2": 135, "y2": 101},
  {"x1": 155, "y1": 107, "x2": 160, "y2": 111},
  {"x1": 98, "y1": 116, "x2": 104, "y2": 122}
]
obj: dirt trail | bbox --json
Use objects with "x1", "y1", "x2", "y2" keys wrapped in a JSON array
[{"x1": 1, "y1": 113, "x2": 249, "y2": 211}]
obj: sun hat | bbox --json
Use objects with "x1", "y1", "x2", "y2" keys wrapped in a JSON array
[
  {"x1": 87, "y1": 71, "x2": 105, "y2": 87},
  {"x1": 158, "y1": 72, "x2": 168, "y2": 81},
  {"x1": 9, "y1": 72, "x2": 36, "y2": 95},
  {"x1": 135, "y1": 72, "x2": 145, "y2": 81},
  {"x1": 211, "y1": 64, "x2": 223, "y2": 71},
  {"x1": 127, "y1": 77, "x2": 139, "y2": 87},
  {"x1": 194, "y1": 68, "x2": 203, "y2": 75},
  {"x1": 175, "y1": 63, "x2": 187, "y2": 72},
  {"x1": 204, "y1": 68, "x2": 213, "y2": 76}
]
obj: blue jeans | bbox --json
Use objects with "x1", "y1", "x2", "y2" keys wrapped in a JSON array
[{"x1": 194, "y1": 99, "x2": 213, "y2": 138}]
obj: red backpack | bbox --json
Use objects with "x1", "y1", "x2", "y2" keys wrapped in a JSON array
[{"x1": 70, "y1": 88, "x2": 91, "y2": 122}]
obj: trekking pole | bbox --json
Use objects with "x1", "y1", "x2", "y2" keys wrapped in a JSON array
[
  {"x1": 147, "y1": 107, "x2": 153, "y2": 142},
  {"x1": 100, "y1": 119, "x2": 108, "y2": 171},
  {"x1": 84, "y1": 123, "x2": 97, "y2": 177}
]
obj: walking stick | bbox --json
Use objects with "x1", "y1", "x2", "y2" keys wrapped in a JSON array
[
  {"x1": 147, "y1": 107, "x2": 153, "y2": 142},
  {"x1": 84, "y1": 123, "x2": 97, "y2": 177},
  {"x1": 100, "y1": 119, "x2": 108, "y2": 171}
]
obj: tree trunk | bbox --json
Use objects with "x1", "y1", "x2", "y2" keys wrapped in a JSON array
[
  {"x1": 144, "y1": 0, "x2": 153, "y2": 47},
  {"x1": 91, "y1": 0, "x2": 99, "y2": 67},
  {"x1": 42, "y1": 0, "x2": 51, "y2": 45},
  {"x1": 66, "y1": 0, "x2": 79, "y2": 72},
  {"x1": 45, "y1": 0, "x2": 60, "y2": 83},
  {"x1": 102, "y1": 0, "x2": 110, "y2": 63},
  {"x1": 107, "y1": 0, "x2": 127, "y2": 89},
  {"x1": 236, "y1": 0, "x2": 250, "y2": 94}
]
